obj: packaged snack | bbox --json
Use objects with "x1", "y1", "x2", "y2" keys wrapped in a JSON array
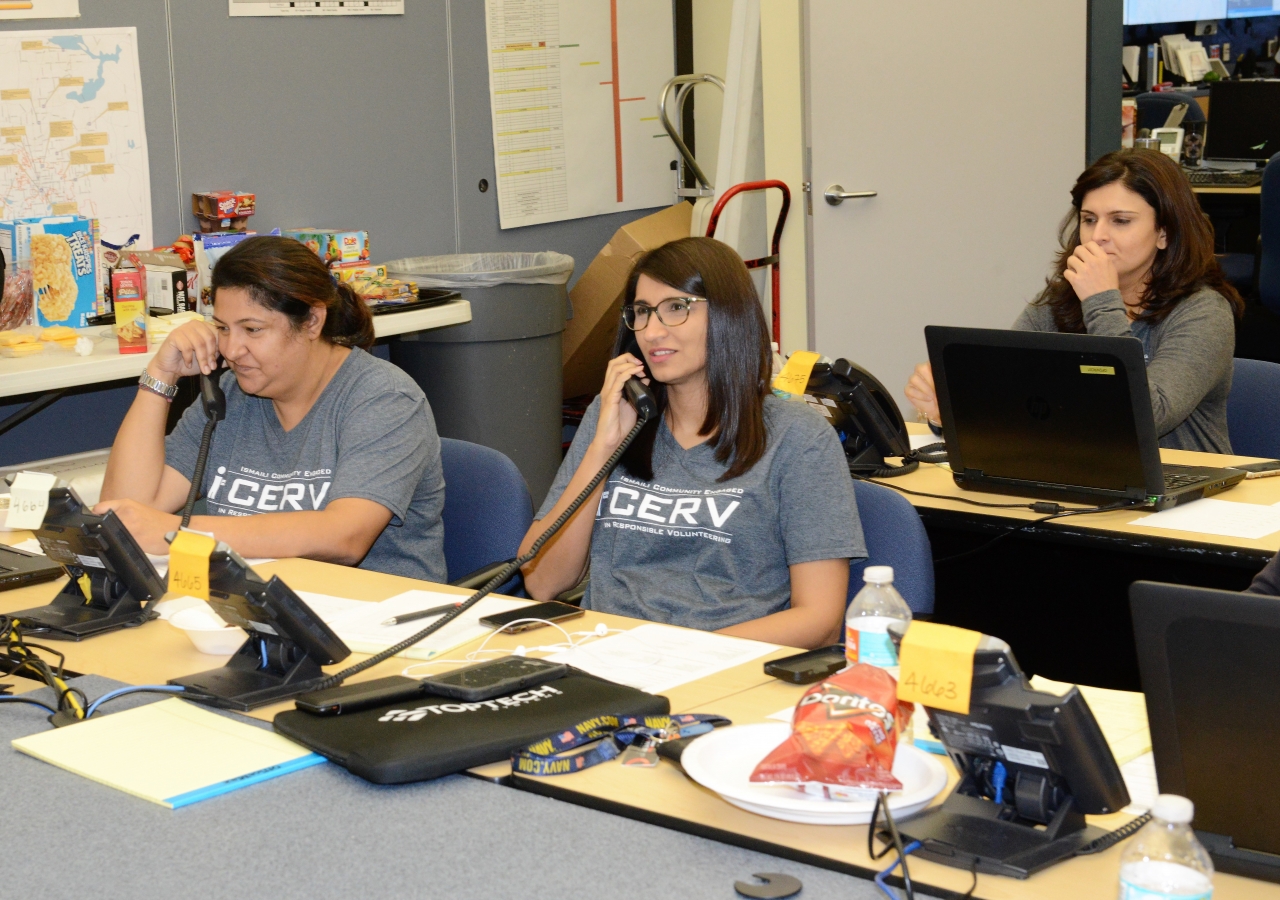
[
  {"x1": 749, "y1": 663, "x2": 909, "y2": 796},
  {"x1": 192, "y1": 191, "x2": 255, "y2": 233},
  {"x1": 129, "y1": 250, "x2": 192, "y2": 313},
  {"x1": 40, "y1": 325, "x2": 79, "y2": 349},
  {"x1": 283, "y1": 228, "x2": 369, "y2": 265},
  {"x1": 0, "y1": 216, "x2": 97, "y2": 327},
  {"x1": 0, "y1": 264, "x2": 33, "y2": 330},
  {"x1": 112, "y1": 270, "x2": 147, "y2": 354}
]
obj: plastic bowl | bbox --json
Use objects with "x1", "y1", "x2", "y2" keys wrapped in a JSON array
[{"x1": 169, "y1": 606, "x2": 245, "y2": 656}]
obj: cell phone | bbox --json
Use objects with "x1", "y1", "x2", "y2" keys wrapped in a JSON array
[
  {"x1": 419, "y1": 655, "x2": 568, "y2": 702},
  {"x1": 479, "y1": 600, "x2": 584, "y2": 633},
  {"x1": 294, "y1": 675, "x2": 426, "y2": 716},
  {"x1": 763, "y1": 645, "x2": 848, "y2": 684},
  {"x1": 1231, "y1": 460, "x2": 1280, "y2": 478}
]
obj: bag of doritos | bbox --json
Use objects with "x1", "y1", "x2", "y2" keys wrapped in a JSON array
[{"x1": 749, "y1": 663, "x2": 909, "y2": 797}]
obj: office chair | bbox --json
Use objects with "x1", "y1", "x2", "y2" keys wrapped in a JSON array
[
  {"x1": 1228, "y1": 357, "x2": 1280, "y2": 459},
  {"x1": 1133, "y1": 91, "x2": 1205, "y2": 133},
  {"x1": 1257, "y1": 152, "x2": 1280, "y2": 317},
  {"x1": 440, "y1": 437, "x2": 533, "y2": 595},
  {"x1": 848, "y1": 479, "x2": 935, "y2": 615}
]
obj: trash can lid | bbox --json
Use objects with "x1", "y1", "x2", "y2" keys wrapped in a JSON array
[{"x1": 384, "y1": 252, "x2": 574, "y2": 288}]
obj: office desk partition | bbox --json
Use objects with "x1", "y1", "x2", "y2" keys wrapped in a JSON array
[{"x1": 894, "y1": 426, "x2": 1274, "y2": 690}]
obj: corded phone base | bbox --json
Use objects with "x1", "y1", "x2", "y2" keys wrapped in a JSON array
[{"x1": 8, "y1": 572, "x2": 156, "y2": 641}]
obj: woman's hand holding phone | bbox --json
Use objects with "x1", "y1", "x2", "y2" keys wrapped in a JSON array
[
  {"x1": 150, "y1": 320, "x2": 221, "y2": 382},
  {"x1": 594, "y1": 353, "x2": 650, "y2": 453}
]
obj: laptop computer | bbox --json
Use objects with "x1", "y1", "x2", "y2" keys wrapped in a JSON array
[
  {"x1": 0, "y1": 543, "x2": 63, "y2": 591},
  {"x1": 925, "y1": 327, "x2": 1245, "y2": 510},
  {"x1": 1130, "y1": 580, "x2": 1280, "y2": 884}
]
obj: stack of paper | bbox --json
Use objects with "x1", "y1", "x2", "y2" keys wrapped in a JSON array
[
  {"x1": 1130, "y1": 498, "x2": 1280, "y2": 541},
  {"x1": 12, "y1": 699, "x2": 323, "y2": 809},
  {"x1": 546, "y1": 623, "x2": 777, "y2": 694}
]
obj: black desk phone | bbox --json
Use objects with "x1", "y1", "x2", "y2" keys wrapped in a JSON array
[{"x1": 801, "y1": 358, "x2": 918, "y2": 475}]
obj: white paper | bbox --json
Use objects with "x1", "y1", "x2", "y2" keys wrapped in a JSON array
[
  {"x1": 546, "y1": 623, "x2": 777, "y2": 695},
  {"x1": 293, "y1": 591, "x2": 368, "y2": 623},
  {"x1": 909, "y1": 433, "x2": 941, "y2": 452},
  {"x1": 229, "y1": 0, "x2": 402, "y2": 15},
  {"x1": 1130, "y1": 498, "x2": 1280, "y2": 540},
  {"x1": 483, "y1": 0, "x2": 675, "y2": 229},
  {"x1": 1121, "y1": 751, "x2": 1158, "y2": 815},
  {"x1": 0, "y1": 27, "x2": 152, "y2": 247},
  {"x1": 5, "y1": 472, "x2": 57, "y2": 530},
  {"x1": 322, "y1": 590, "x2": 532, "y2": 661}
]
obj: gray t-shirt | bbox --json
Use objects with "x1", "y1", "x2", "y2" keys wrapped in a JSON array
[
  {"x1": 537, "y1": 394, "x2": 865, "y2": 631},
  {"x1": 1012, "y1": 287, "x2": 1234, "y2": 453},
  {"x1": 165, "y1": 347, "x2": 446, "y2": 582}
]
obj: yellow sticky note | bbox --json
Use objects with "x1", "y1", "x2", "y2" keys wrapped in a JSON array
[
  {"x1": 167, "y1": 531, "x2": 216, "y2": 601},
  {"x1": 772, "y1": 350, "x2": 820, "y2": 396},
  {"x1": 896, "y1": 621, "x2": 983, "y2": 715}
]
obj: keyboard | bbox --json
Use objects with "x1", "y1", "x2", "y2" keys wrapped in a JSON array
[
  {"x1": 1163, "y1": 472, "x2": 1211, "y2": 490},
  {"x1": 1185, "y1": 169, "x2": 1263, "y2": 188}
]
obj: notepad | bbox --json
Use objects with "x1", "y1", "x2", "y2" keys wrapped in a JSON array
[
  {"x1": 1130, "y1": 498, "x2": 1280, "y2": 540},
  {"x1": 11, "y1": 698, "x2": 324, "y2": 809},
  {"x1": 322, "y1": 590, "x2": 533, "y2": 660}
]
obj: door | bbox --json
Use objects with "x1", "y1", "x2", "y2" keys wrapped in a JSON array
[{"x1": 806, "y1": 1, "x2": 1089, "y2": 414}]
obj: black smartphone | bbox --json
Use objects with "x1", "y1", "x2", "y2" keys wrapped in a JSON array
[
  {"x1": 763, "y1": 645, "x2": 848, "y2": 684},
  {"x1": 419, "y1": 655, "x2": 568, "y2": 702},
  {"x1": 294, "y1": 675, "x2": 426, "y2": 716},
  {"x1": 1231, "y1": 459, "x2": 1280, "y2": 475},
  {"x1": 478, "y1": 600, "x2": 584, "y2": 633}
]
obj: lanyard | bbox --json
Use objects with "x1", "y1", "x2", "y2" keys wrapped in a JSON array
[{"x1": 512, "y1": 712, "x2": 730, "y2": 777}]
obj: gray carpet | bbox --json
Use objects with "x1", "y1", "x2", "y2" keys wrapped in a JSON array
[{"x1": 0, "y1": 675, "x2": 894, "y2": 900}]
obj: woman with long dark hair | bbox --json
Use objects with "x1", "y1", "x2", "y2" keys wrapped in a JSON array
[
  {"x1": 97, "y1": 235, "x2": 446, "y2": 580},
  {"x1": 520, "y1": 237, "x2": 864, "y2": 648},
  {"x1": 906, "y1": 149, "x2": 1243, "y2": 452}
]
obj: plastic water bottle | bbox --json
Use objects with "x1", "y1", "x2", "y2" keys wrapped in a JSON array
[
  {"x1": 1119, "y1": 795, "x2": 1214, "y2": 899},
  {"x1": 845, "y1": 566, "x2": 912, "y2": 678}
]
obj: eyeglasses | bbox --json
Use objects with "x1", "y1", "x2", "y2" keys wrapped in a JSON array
[{"x1": 623, "y1": 296, "x2": 707, "y2": 331}]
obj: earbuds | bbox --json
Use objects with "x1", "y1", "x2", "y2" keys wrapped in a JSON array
[
  {"x1": 512, "y1": 645, "x2": 527, "y2": 657},
  {"x1": 594, "y1": 622, "x2": 609, "y2": 636}
]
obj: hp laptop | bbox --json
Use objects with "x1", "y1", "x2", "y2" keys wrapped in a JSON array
[
  {"x1": 1131, "y1": 581, "x2": 1280, "y2": 884},
  {"x1": 0, "y1": 543, "x2": 63, "y2": 592},
  {"x1": 926, "y1": 327, "x2": 1245, "y2": 510}
]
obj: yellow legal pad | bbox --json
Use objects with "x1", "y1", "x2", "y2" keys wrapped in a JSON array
[{"x1": 12, "y1": 698, "x2": 324, "y2": 809}]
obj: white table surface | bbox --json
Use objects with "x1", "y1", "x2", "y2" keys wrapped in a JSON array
[{"x1": 0, "y1": 300, "x2": 471, "y2": 400}]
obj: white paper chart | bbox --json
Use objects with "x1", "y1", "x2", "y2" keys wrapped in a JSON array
[
  {"x1": 229, "y1": 1, "x2": 403, "y2": 16},
  {"x1": 0, "y1": 27, "x2": 151, "y2": 247},
  {"x1": 484, "y1": 0, "x2": 675, "y2": 229}
]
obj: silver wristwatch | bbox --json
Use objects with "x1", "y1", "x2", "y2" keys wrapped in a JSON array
[{"x1": 138, "y1": 370, "x2": 179, "y2": 401}]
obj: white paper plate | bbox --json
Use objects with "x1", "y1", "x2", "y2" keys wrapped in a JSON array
[{"x1": 681, "y1": 722, "x2": 948, "y2": 825}]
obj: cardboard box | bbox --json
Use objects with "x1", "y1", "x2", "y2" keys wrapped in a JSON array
[
  {"x1": 0, "y1": 215, "x2": 97, "y2": 328},
  {"x1": 192, "y1": 191, "x2": 255, "y2": 232},
  {"x1": 112, "y1": 270, "x2": 147, "y2": 354},
  {"x1": 283, "y1": 229, "x2": 369, "y2": 266},
  {"x1": 562, "y1": 202, "x2": 692, "y2": 398},
  {"x1": 129, "y1": 250, "x2": 192, "y2": 313}
]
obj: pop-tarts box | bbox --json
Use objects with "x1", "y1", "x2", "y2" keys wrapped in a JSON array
[{"x1": 0, "y1": 216, "x2": 98, "y2": 327}]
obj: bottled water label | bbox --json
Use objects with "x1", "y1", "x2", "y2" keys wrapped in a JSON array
[
  {"x1": 846, "y1": 618, "x2": 899, "y2": 668},
  {"x1": 1120, "y1": 862, "x2": 1213, "y2": 899}
]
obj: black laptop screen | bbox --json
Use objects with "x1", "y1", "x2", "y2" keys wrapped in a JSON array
[{"x1": 940, "y1": 342, "x2": 1149, "y2": 492}]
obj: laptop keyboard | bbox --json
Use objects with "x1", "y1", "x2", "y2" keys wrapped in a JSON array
[
  {"x1": 1185, "y1": 169, "x2": 1263, "y2": 187},
  {"x1": 1164, "y1": 472, "x2": 1211, "y2": 490}
]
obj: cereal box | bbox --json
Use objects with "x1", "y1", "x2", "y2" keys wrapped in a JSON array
[
  {"x1": 0, "y1": 216, "x2": 98, "y2": 328},
  {"x1": 112, "y1": 270, "x2": 147, "y2": 354},
  {"x1": 283, "y1": 229, "x2": 370, "y2": 266}
]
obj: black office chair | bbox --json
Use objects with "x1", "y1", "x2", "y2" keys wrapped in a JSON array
[{"x1": 1133, "y1": 91, "x2": 1205, "y2": 133}]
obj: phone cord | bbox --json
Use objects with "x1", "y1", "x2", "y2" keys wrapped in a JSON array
[{"x1": 180, "y1": 417, "x2": 218, "y2": 528}]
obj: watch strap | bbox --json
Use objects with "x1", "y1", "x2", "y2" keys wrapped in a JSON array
[{"x1": 139, "y1": 371, "x2": 179, "y2": 401}]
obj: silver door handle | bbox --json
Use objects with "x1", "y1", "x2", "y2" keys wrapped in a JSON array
[{"x1": 824, "y1": 184, "x2": 877, "y2": 205}]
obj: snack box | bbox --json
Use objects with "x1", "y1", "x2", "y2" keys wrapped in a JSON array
[
  {"x1": 192, "y1": 231, "x2": 257, "y2": 314},
  {"x1": 112, "y1": 270, "x2": 147, "y2": 354},
  {"x1": 192, "y1": 191, "x2": 255, "y2": 219},
  {"x1": 0, "y1": 216, "x2": 97, "y2": 328},
  {"x1": 129, "y1": 250, "x2": 193, "y2": 313},
  {"x1": 330, "y1": 262, "x2": 387, "y2": 284},
  {"x1": 283, "y1": 229, "x2": 369, "y2": 266}
]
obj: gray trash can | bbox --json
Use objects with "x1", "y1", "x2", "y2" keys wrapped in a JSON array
[{"x1": 384, "y1": 253, "x2": 573, "y2": 507}]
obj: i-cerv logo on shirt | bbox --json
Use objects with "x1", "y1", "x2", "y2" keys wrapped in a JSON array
[{"x1": 206, "y1": 466, "x2": 332, "y2": 512}]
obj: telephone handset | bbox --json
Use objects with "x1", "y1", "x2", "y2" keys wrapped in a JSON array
[
  {"x1": 200, "y1": 370, "x2": 226, "y2": 422},
  {"x1": 803, "y1": 358, "x2": 925, "y2": 477},
  {"x1": 180, "y1": 368, "x2": 226, "y2": 527},
  {"x1": 624, "y1": 377, "x2": 657, "y2": 421}
]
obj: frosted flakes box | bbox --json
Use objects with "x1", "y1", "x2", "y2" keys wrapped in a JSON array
[{"x1": 0, "y1": 216, "x2": 97, "y2": 328}]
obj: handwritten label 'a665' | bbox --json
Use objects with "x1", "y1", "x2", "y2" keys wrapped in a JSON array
[{"x1": 169, "y1": 568, "x2": 208, "y2": 596}]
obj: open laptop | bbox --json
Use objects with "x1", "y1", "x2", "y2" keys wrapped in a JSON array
[
  {"x1": 1131, "y1": 581, "x2": 1280, "y2": 884},
  {"x1": 0, "y1": 543, "x2": 63, "y2": 592},
  {"x1": 925, "y1": 327, "x2": 1245, "y2": 510}
]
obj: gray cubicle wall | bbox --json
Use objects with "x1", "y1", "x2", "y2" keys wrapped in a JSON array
[{"x1": 0, "y1": 0, "x2": 669, "y2": 467}]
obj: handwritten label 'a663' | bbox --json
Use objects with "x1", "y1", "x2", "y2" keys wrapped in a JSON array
[{"x1": 899, "y1": 671, "x2": 958, "y2": 702}]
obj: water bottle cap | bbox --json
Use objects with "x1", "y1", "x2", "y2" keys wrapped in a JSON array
[
  {"x1": 863, "y1": 565, "x2": 895, "y2": 584},
  {"x1": 1152, "y1": 794, "x2": 1194, "y2": 824}
]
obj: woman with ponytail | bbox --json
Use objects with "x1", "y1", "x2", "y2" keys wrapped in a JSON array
[{"x1": 98, "y1": 235, "x2": 446, "y2": 580}]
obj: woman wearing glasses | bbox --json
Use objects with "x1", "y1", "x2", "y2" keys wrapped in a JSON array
[{"x1": 520, "y1": 237, "x2": 864, "y2": 648}]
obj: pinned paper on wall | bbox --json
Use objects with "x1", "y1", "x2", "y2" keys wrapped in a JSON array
[
  {"x1": 167, "y1": 531, "x2": 216, "y2": 602},
  {"x1": 897, "y1": 621, "x2": 982, "y2": 715},
  {"x1": 0, "y1": 1, "x2": 79, "y2": 20},
  {"x1": 5, "y1": 471, "x2": 57, "y2": 530}
]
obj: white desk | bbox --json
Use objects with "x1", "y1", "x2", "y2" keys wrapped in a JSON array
[{"x1": 0, "y1": 300, "x2": 472, "y2": 399}]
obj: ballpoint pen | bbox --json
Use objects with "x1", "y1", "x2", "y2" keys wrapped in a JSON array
[{"x1": 381, "y1": 602, "x2": 462, "y2": 627}]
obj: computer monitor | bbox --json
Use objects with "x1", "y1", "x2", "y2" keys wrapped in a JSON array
[
  {"x1": 1206, "y1": 81, "x2": 1280, "y2": 163},
  {"x1": 169, "y1": 543, "x2": 350, "y2": 711},
  {"x1": 1226, "y1": 0, "x2": 1280, "y2": 18},
  {"x1": 1130, "y1": 581, "x2": 1280, "y2": 884},
  {"x1": 887, "y1": 625, "x2": 1129, "y2": 879},
  {"x1": 1124, "y1": 0, "x2": 1225, "y2": 25},
  {"x1": 8, "y1": 486, "x2": 165, "y2": 639}
]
